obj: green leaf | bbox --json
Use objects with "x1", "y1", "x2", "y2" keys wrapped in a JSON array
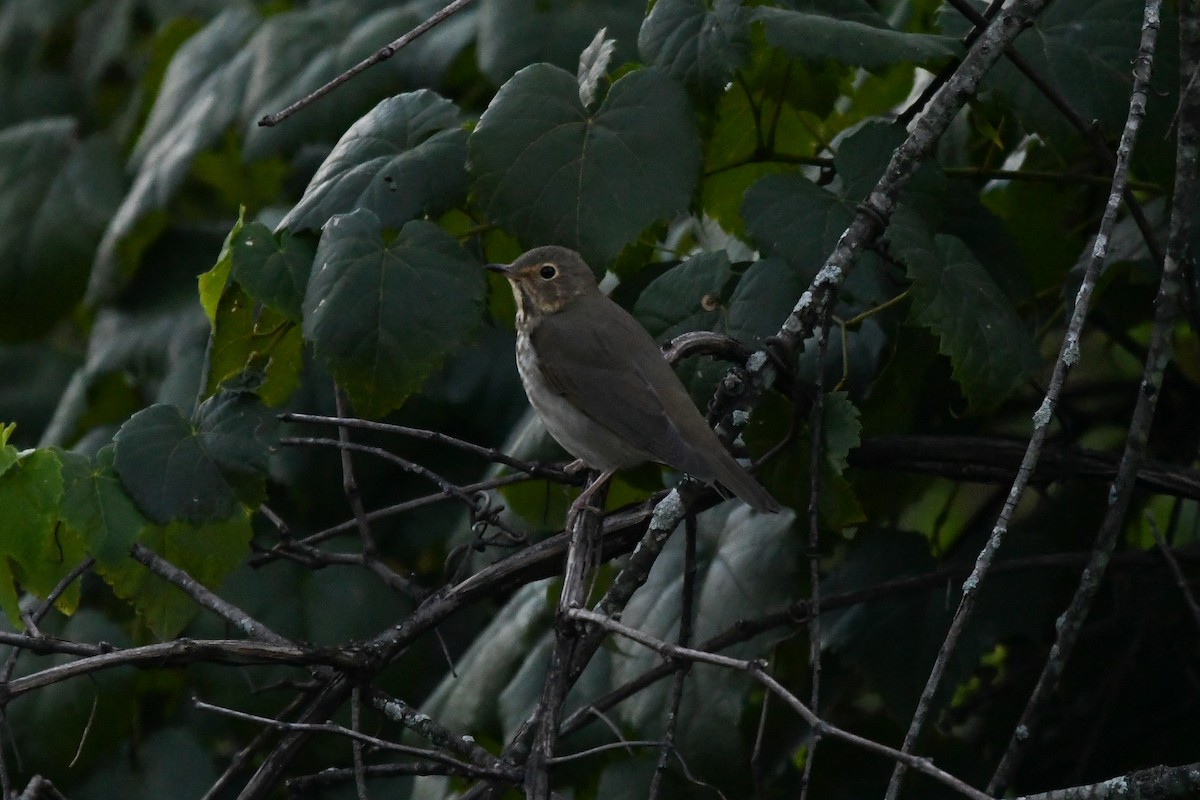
[
  {"x1": 112, "y1": 393, "x2": 275, "y2": 524},
  {"x1": 241, "y1": 5, "x2": 476, "y2": 160},
  {"x1": 96, "y1": 510, "x2": 253, "y2": 639},
  {"x1": 742, "y1": 173, "x2": 855, "y2": 280},
  {"x1": 0, "y1": 122, "x2": 124, "y2": 340},
  {"x1": 470, "y1": 64, "x2": 701, "y2": 267},
  {"x1": 744, "y1": 392, "x2": 866, "y2": 528},
  {"x1": 89, "y1": 7, "x2": 259, "y2": 303},
  {"x1": 725, "y1": 257, "x2": 808, "y2": 346},
  {"x1": 633, "y1": 251, "x2": 735, "y2": 339},
  {"x1": 303, "y1": 210, "x2": 484, "y2": 419},
  {"x1": 59, "y1": 448, "x2": 149, "y2": 568},
  {"x1": 616, "y1": 503, "x2": 797, "y2": 767},
  {"x1": 0, "y1": 447, "x2": 73, "y2": 623},
  {"x1": 230, "y1": 222, "x2": 315, "y2": 322},
  {"x1": 476, "y1": 0, "x2": 644, "y2": 85},
  {"x1": 205, "y1": 289, "x2": 303, "y2": 407},
  {"x1": 278, "y1": 91, "x2": 469, "y2": 233},
  {"x1": 941, "y1": 0, "x2": 1147, "y2": 141},
  {"x1": 754, "y1": 2, "x2": 959, "y2": 72},
  {"x1": 822, "y1": 391, "x2": 862, "y2": 474},
  {"x1": 638, "y1": 0, "x2": 750, "y2": 94},
  {"x1": 886, "y1": 207, "x2": 1041, "y2": 410}
]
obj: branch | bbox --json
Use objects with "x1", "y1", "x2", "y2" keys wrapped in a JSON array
[
  {"x1": 258, "y1": 0, "x2": 477, "y2": 126},
  {"x1": 565, "y1": 608, "x2": 992, "y2": 800},
  {"x1": 988, "y1": 1, "x2": 1184, "y2": 791}
]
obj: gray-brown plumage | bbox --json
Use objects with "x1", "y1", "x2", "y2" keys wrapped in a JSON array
[{"x1": 488, "y1": 246, "x2": 780, "y2": 514}]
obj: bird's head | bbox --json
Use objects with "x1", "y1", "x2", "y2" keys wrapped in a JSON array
[{"x1": 486, "y1": 246, "x2": 598, "y2": 323}]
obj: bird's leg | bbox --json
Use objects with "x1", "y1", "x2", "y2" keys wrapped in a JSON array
[{"x1": 566, "y1": 468, "x2": 615, "y2": 529}]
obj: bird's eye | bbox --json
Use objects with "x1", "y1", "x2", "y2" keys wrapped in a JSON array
[{"x1": 538, "y1": 264, "x2": 557, "y2": 279}]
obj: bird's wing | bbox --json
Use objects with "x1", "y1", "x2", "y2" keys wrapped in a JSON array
[{"x1": 531, "y1": 298, "x2": 719, "y2": 478}]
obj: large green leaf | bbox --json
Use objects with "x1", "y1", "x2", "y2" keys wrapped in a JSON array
[
  {"x1": 112, "y1": 392, "x2": 276, "y2": 524},
  {"x1": 0, "y1": 121, "x2": 124, "y2": 340},
  {"x1": 471, "y1": 64, "x2": 701, "y2": 267},
  {"x1": 476, "y1": 0, "x2": 644, "y2": 85},
  {"x1": 742, "y1": 173, "x2": 855, "y2": 280},
  {"x1": 638, "y1": 0, "x2": 750, "y2": 94},
  {"x1": 88, "y1": 7, "x2": 259, "y2": 303},
  {"x1": 199, "y1": 216, "x2": 306, "y2": 406},
  {"x1": 59, "y1": 448, "x2": 149, "y2": 568},
  {"x1": 0, "y1": 447, "x2": 80, "y2": 623},
  {"x1": 755, "y1": 1, "x2": 959, "y2": 72},
  {"x1": 886, "y1": 206, "x2": 1041, "y2": 411},
  {"x1": 633, "y1": 251, "x2": 736, "y2": 339},
  {"x1": 278, "y1": 91, "x2": 468, "y2": 233},
  {"x1": 941, "y1": 0, "x2": 1148, "y2": 141},
  {"x1": 615, "y1": 503, "x2": 797, "y2": 773},
  {"x1": 96, "y1": 510, "x2": 253, "y2": 639},
  {"x1": 302, "y1": 210, "x2": 484, "y2": 418},
  {"x1": 229, "y1": 222, "x2": 314, "y2": 322}
]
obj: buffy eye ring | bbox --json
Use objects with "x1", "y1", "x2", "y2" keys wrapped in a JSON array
[{"x1": 539, "y1": 264, "x2": 557, "y2": 279}]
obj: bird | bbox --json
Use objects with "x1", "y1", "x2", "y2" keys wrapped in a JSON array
[{"x1": 487, "y1": 245, "x2": 780, "y2": 516}]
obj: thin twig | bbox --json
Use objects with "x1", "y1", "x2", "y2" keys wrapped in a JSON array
[
  {"x1": 1148, "y1": 512, "x2": 1200, "y2": 633},
  {"x1": 988, "y1": 2, "x2": 1183, "y2": 790},
  {"x1": 129, "y1": 544, "x2": 292, "y2": 646},
  {"x1": 566, "y1": 608, "x2": 992, "y2": 800},
  {"x1": 258, "y1": 0, "x2": 477, "y2": 126},
  {"x1": 887, "y1": 1, "x2": 1165, "y2": 793}
]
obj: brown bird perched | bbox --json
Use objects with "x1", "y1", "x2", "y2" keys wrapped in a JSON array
[{"x1": 487, "y1": 246, "x2": 780, "y2": 515}]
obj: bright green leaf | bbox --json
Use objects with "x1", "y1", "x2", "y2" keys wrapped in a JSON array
[
  {"x1": 0, "y1": 448, "x2": 73, "y2": 623},
  {"x1": 278, "y1": 91, "x2": 469, "y2": 234},
  {"x1": 470, "y1": 64, "x2": 701, "y2": 267},
  {"x1": 303, "y1": 210, "x2": 484, "y2": 419},
  {"x1": 96, "y1": 509, "x2": 253, "y2": 639}
]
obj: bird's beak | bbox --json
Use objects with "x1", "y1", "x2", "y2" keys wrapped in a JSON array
[{"x1": 485, "y1": 262, "x2": 512, "y2": 275}]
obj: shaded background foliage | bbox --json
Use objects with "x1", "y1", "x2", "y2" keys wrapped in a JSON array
[{"x1": 0, "y1": 0, "x2": 1197, "y2": 798}]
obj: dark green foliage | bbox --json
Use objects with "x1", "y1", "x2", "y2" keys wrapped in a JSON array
[{"x1": 0, "y1": 1, "x2": 1195, "y2": 799}]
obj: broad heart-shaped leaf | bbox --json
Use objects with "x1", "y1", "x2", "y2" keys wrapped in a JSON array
[
  {"x1": 470, "y1": 64, "x2": 701, "y2": 268},
  {"x1": 230, "y1": 222, "x2": 315, "y2": 322},
  {"x1": 88, "y1": 8, "x2": 259, "y2": 304},
  {"x1": 96, "y1": 509, "x2": 253, "y2": 640},
  {"x1": 59, "y1": 448, "x2": 149, "y2": 568},
  {"x1": 638, "y1": 0, "x2": 750, "y2": 95},
  {"x1": 0, "y1": 121, "x2": 124, "y2": 340},
  {"x1": 303, "y1": 211, "x2": 484, "y2": 419},
  {"x1": 476, "y1": 0, "x2": 644, "y2": 85},
  {"x1": 754, "y1": 1, "x2": 959, "y2": 72},
  {"x1": 615, "y1": 504, "x2": 796, "y2": 768},
  {"x1": 277, "y1": 91, "x2": 469, "y2": 234},
  {"x1": 886, "y1": 206, "x2": 1041, "y2": 411},
  {"x1": 940, "y1": 0, "x2": 1147, "y2": 143},
  {"x1": 112, "y1": 393, "x2": 276, "y2": 524},
  {"x1": 0, "y1": 448, "x2": 86, "y2": 624}
]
